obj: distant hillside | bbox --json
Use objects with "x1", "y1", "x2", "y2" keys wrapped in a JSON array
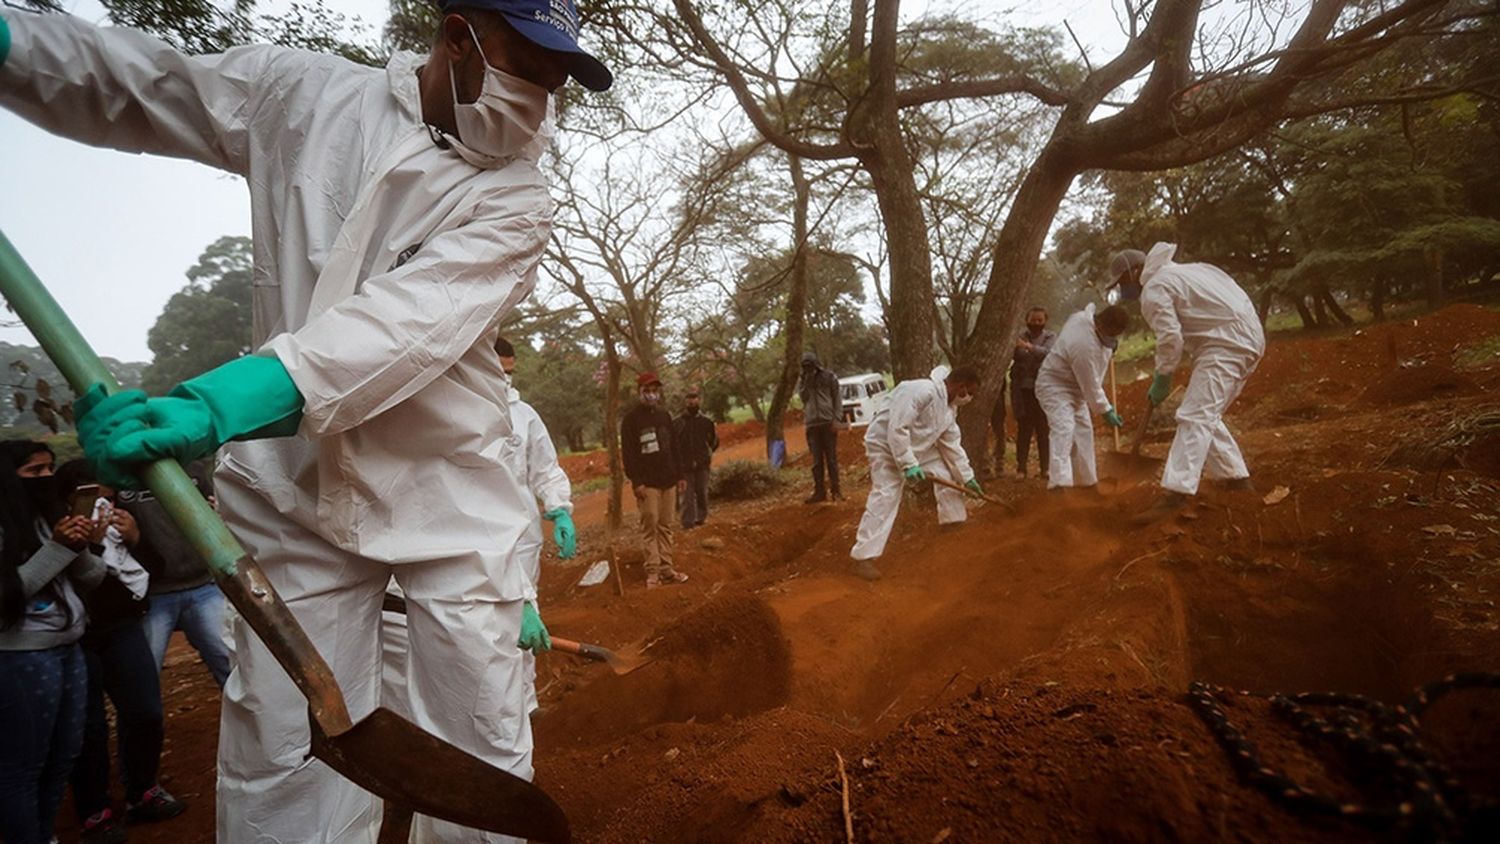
[{"x1": 0, "y1": 341, "x2": 146, "y2": 430}]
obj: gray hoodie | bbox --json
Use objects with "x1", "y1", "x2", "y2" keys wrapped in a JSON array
[{"x1": 0, "y1": 524, "x2": 106, "y2": 651}]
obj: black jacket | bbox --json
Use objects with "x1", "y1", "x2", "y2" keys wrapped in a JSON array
[
  {"x1": 621, "y1": 404, "x2": 681, "y2": 489},
  {"x1": 673, "y1": 411, "x2": 719, "y2": 470}
]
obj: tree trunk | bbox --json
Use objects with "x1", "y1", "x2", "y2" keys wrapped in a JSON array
[
  {"x1": 1256, "y1": 285, "x2": 1275, "y2": 328},
  {"x1": 765, "y1": 154, "x2": 811, "y2": 453},
  {"x1": 1427, "y1": 249, "x2": 1444, "y2": 307},
  {"x1": 1311, "y1": 291, "x2": 1328, "y2": 327},
  {"x1": 1370, "y1": 278, "x2": 1387, "y2": 321},
  {"x1": 956, "y1": 151, "x2": 1078, "y2": 462},
  {"x1": 860, "y1": 0, "x2": 934, "y2": 382},
  {"x1": 1289, "y1": 293, "x2": 1317, "y2": 330},
  {"x1": 601, "y1": 341, "x2": 624, "y2": 533},
  {"x1": 1318, "y1": 286, "x2": 1353, "y2": 326}
]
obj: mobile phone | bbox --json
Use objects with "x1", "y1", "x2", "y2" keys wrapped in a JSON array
[{"x1": 69, "y1": 484, "x2": 101, "y2": 518}]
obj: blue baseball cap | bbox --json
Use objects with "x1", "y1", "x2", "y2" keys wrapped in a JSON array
[{"x1": 440, "y1": 0, "x2": 613, "y2": 91}]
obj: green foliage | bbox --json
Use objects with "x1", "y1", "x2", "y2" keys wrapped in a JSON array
[
  {"x1": 708, "y1": 459, "x2": 784, "y2": 501},
  {"x1": 0, "y1": 343, "x2": 144, "y2": 431},
  {"x1": 512, "y1": 340, "x2": 603, "y2": 453},
  {"x1": 142, "y1": 236, "x2": 254, "y2": 395}
]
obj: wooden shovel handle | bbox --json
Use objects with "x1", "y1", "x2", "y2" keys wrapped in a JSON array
[{"x1": 549, "y1": 637, "x2": 613, "y2": 663}]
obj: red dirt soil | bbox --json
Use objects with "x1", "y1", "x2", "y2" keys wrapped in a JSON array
[{"x1": 98, "y1": 305, "x2": 1500, "y2": 844}]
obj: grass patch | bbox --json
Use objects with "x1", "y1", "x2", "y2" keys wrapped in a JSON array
[
  {"x1": 1456, "y1": 335, "x2": 1500, "y2": 370},
  {"x1": 709, "y1": 459, "x2": 785, "y2": 500},
  {"x1": 572, "y1": 476, "x2": 611, "y2": 496}
]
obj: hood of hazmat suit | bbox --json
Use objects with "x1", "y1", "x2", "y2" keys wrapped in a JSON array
[{"x1": 1138, "y1": 242, "x2": 1266, "y2": 376}]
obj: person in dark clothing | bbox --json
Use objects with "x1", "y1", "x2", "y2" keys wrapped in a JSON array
[
  {"x1": 125, "y1": 461, "x2": 230, "y2": 687},
  {"x1": 621, "y1": 372, "x2": 688, "y2": 588},
  {"x1": 989, "y1": 376, "x2": 1008, "y2": 478},
  {"x1": 798, "y1": 351, "x2": 845, "y2": 503},
  {"x1": 52, "y1": 461, "x2": 186, "y2": 843},
  {"x1": 674, "y1": 388, "x2": 718, "y2": 530},
  {"x1": 0, "y1": 441, "x2": 103, "y2": 844},
  {"x1": 1010, "y1": 307, "x2": 1057, "y2": 478}
]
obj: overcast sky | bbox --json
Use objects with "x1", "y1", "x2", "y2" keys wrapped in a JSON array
[{"x1": 0, "y1": 0, "x2": 1130, "y2": 362}]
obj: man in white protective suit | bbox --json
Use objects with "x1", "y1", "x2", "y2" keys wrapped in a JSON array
[
  {"x1": 1033, "y1": 304, "x2": 1131, "y2": 492},
  {"x1": 849, "y1": 367, "x2": 984, "y2": 582},
  {"x1": 0, "y1": 1, "x2": 611, "y2": 841},
  {"x1": 1108, "y1": 243, "x2": 1266, "y2": 522},
  {"x1": 380, "y1": 336, "x2": 577, "y2": 724}
]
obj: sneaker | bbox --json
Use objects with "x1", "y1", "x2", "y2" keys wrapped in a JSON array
[
  {"x1": 804, "y1": 492, "x2": 827, "y2": 504},
  {"x1": 1131, "y1": 492, "x2": 1188, "y2": 525},
  {"x1": 81, "y1": 808, "x2": 127, "y2": 843},
  {"x1": 1219, "y1": 477, "x2": 1256, "y2": 493},
  {"x1": 127, "y1": 785, "x2": 186, "y2": 824},
  {"x1": 645, "y1": 570, "x2": 689, "y2": 589},
  {"x1": 852, "y1": 560, "x2": 882, "y2": 582}
]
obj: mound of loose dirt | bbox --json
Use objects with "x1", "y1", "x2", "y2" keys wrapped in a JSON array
[
  {"x1": 1361, "y1": 364, "x2": 1480, "y2": 407},
  {"x1": 538, "y1": 596, "x2": 792, "y2": 746}
]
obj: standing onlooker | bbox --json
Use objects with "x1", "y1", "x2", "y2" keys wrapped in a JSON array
[
  {"x1": 622, "y1": 373, "x2": 689, "y2": 588},
  {"x1": 674, "y1": 388, "x2": 718, "y2": 530},
  {"x1": 0, "y1": 440, "x2": 103, "y2": 844},
  {"x1": 988, "y1": 376, "x2": 1008, "y2": 478},
  {"x1": 125, "y1": 462, "x2": 231, "y2": 687},
  {"x1": 53, "y1": 462, "x2": 186, "y2": 842},
  {"x1": 1011, "y1": 307, "x2": 1057, "y2": 478},
  {"x1": 799, "y1": 352, "x2": 845, "y2": 503}
]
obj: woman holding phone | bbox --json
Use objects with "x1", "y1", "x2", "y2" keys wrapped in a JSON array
[
  {"x1": 0, "y1": 440, "x2": 105, "y2": 844},
  {"x1": 52, "y1": 461, "x2": 186, "y2": 842}
]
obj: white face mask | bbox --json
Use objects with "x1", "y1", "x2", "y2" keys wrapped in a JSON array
[
  {"x1": 447, "y1": 21, "x2": 549, "y2": 166},
  {"x1": 953, "y1": 394, "x2": 973, "y2": 408}
]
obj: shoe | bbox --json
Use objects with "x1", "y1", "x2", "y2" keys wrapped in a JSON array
[
  {"x1": 81, "y1": 808, "x2": 127, "y2": 843},
  {"x1": 1131, "y1": 492, "x2": 1188, "y2": 525},
  {"x1": 804, "y1": 492, "x2": 827, "y2": 504},
  {"x1": 645, "y1": 570, "x2": 689, "y2": 589},
  {"x1": 852, "y1": 560, "x2": 882, "y2": 582},
  {"x1": 127, "y1": 785, "x2": 186, "y2": 824},
  {"x1": 1220, "y1": 477, "x2": 1255, "y2": 492}
]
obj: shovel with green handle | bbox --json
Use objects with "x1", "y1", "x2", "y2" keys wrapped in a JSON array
[{"x1": 0, "y1": 231, "x2": 570, "y2": 844}]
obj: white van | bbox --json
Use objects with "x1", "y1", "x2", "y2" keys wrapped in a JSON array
[{"x1": 838, "y1": 373, "x2": 891, "y2": 427}]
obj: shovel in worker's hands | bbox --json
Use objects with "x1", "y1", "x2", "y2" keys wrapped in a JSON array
[
  {"x1": 550, "y1": 636, "x2": 652, "y2": 675},
  {"x1": 0, "y1": 233, "x2": 570, "y2": 843}
]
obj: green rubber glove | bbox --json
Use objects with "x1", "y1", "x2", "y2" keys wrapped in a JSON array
[
  {"x1": 965, "y1": 477, "x2": 984, "y2": 495},
  {"x1": 544, "y1": 508, "x2": 576, "y2": 559},
  {"x1": 1147, "y1": 371, "x2": 1173, "y2": 406},
  {"x1": 1103, "y1": 407, "x2": 1125, "y2": 428},
  {"x1": 74, "y1": 355, "x2": 303, "y2": 489},
  {"x1": 518, "y1": 601, "x2": 551, "y2": 652},
  {"x1": 1, "y1": 15, "x2": 11, "y2": 68},
  {"x1": 903, "y1": 465, "x2": 926, "y2": 484}
]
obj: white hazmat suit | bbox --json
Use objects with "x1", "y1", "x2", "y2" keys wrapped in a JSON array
[
  {"x1": 1139, "y1": 243, "x2": 1266, "y2": 495},
  {"x1": 382, "y1": 382, "x2": 572, "y2": 723},
  {"x1": 1035, "y1": 305, "x2": 1115, "y2": 489},
  {"x1": 850, "y1": 374, "x2": 974, "y2": 561},
  {"x1": 2, "y1": 13, "x2": 549, "y2": 843}
]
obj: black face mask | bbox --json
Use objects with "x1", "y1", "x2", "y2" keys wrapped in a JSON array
[
  {"x1": 685, "y1": 406, "x2": 700, "y2": 416},
  {"x1": 19, "y1": 475, "x2": 60, "y2": 520}
]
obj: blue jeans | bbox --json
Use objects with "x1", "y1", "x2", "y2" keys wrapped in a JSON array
[
  {"x1": 0, "y1": 644, "x2": 87, "y2": 844},
  {"x1": 143, "y1": 583, "x2": 230, "y2": 688},
  {"x1": 71, "y1": 618, "x2": 165, "y2": 818}
]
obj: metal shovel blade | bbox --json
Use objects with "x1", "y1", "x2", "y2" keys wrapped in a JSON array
[{"x1": 311, "y1": 708, "x2": 570, "y2": 842}]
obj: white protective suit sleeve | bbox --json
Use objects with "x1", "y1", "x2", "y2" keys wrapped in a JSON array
[
  {"x1": 0, "y1": 11, "x2": 272, "y2": 174},
  {"x1": 524, "y1": 407, "x2": 572, "y2": 514},
  {"x1": 933, "y1": 415, "x2": 975, "y2": 483},
  {"x1": 1140, "y1": 244, "x2": 1186, "y2": 374},
  {"x1": 264, "y1": 189, "x2": 549, "y2": 436},
  {"x1": 884, "y1": 383, "x2": 927, "y2": 470}
]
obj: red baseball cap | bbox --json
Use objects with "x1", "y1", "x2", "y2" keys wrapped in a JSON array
[{"x1": 637, "y1": 372, "x2": 662, "y2": 388}]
